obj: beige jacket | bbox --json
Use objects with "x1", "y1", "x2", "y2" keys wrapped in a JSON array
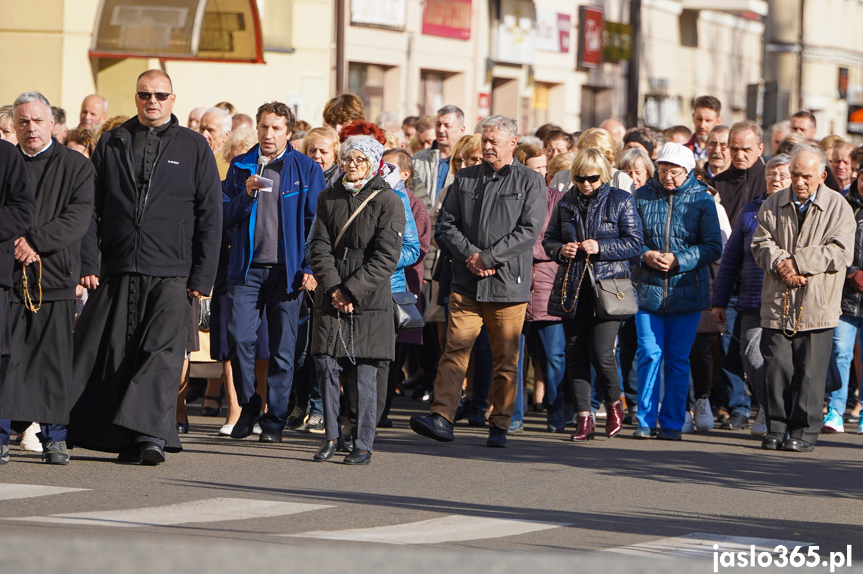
[{"x1": 752, "y1": 184, "x2": 855, "y2": 331}]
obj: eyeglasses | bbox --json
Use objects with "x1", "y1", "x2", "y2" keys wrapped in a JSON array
[
  {"x1": 766, "y1": 171, "x2": 791, "y2": 180},
  {"x1": 574, "y1": 174, "x2": 601, "y2": 184},
  {"x1": 657, "y1": 166, "x2": 686, "y2": 178},
  {"x1": 707, "y1": 141, "x2": 728, "y2": 150},
  {"x1": 136, "y1": 92, "x2": 172, "y2": 102},
  {"x1": 341, "y1": 156, "x2": 369, "y2": 167}
]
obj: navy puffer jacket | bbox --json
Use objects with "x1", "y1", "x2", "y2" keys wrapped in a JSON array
[
  {"x1": 635, "y1": 171, "x2": 722, "y2": 314},
  {"x1": 712, "y1": 194, "x2": 765, "y2": 314},
  {"x1": 543, "y1": 183, "x2": 644, "y2": 319}
]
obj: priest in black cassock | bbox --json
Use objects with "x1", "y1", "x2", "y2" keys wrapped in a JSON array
[{"x1": 68, "y1": 70, "x2": 222, "y2": 465}]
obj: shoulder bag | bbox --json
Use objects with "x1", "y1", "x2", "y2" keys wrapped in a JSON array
[{"x1": 586, "y1": 258, "x2": 638, "y2": 320}]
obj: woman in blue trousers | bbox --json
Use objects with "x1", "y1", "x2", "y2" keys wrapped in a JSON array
[{"x1": 634, "y1": 143, "x2": 722, "y2": 440}]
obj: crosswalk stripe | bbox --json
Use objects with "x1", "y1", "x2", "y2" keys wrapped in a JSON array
[
  {"x1": 282, "y1": 515, "x2": 565, "y2": 545},
  {"x1": 0, "y1": 483, "x2": 90, "y2": 501},
  {"x1": 605, "y1": 533, "x2": 812, "y2": 557},
  {"x1": 6, "y1": 497, "x2": 332, "y2": 527}
]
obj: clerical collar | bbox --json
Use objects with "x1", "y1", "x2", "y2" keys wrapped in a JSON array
[{"x1": 21, "y1": 139, "x2": 53, "y2": 158}]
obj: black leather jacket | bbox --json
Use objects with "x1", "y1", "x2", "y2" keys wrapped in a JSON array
[{"x1": 841, "y1": 182, "x2": 863, "y2": 317}]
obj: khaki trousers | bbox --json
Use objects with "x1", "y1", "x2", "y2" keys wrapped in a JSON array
[{"x1": 431, "y1": 292, "x2": 526, "y2": 431}]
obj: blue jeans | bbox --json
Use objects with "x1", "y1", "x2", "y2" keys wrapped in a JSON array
[
  {"x1": 532, "y1": 322, "x2": 567, "y2": 431},
  {"x1": 828, "y1": 315, "x2": 863, "y2": 414},
  {"x1": 0, "y1": 421, "x2": 65, "y2": 446},
  {"x1": 635, "y1": 310, "x2": 701, "y2": 431},
  {"x1": 513, "y1": 333, "x2": 526, "y2": 423},
  {"x1": 228, "y1": 267, "x2": 302, "y2": 432},
  {"x1": 717, "y1": 298, "x2": 751, "y2": 417}
]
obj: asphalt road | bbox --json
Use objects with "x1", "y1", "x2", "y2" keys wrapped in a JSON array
[{"x1": 1, "y1": 397, "x2": 861, "y2": 574}]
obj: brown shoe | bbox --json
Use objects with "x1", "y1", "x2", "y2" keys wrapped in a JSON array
[{"x1": 570, "y1": 414, "x2": 595, "y2": 441}]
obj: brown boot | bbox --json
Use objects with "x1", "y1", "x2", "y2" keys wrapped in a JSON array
[{"x1": 570, "y1": 414, "x2": 595, "y2": 441}]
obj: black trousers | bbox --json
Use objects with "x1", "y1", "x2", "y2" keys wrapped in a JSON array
[
  {"x1": 761, "y1": 327, "x2": 833, "y2": 445},
  {"x1": 562, "y1": 288, "x2": 621, "y2": 413},
  {"x1": 689, "y1": 332, "x2": 715, "y2": 405}
]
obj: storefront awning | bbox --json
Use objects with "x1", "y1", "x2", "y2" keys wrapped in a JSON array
[
  {"x1": 89, "y1": 0, "x2": 264, "y2": 63},
  {"x1": 680, "y1": 0, "x2": 767, "y2": 17}
]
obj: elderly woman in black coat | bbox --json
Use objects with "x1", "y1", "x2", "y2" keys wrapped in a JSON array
[{"x1": 309, "y1": 136, "x2": 405, "y2": 465}]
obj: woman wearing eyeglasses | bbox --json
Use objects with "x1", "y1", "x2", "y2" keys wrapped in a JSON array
[
  {"x1": 543, "y1": 149, "x2": 643, "y2": 441},
  {"x1": 308, "y1": 136, "x2": 405, "y2": 465},
  {"x1": 633, "y1": 143, "x2": 722, "y2": 441}
]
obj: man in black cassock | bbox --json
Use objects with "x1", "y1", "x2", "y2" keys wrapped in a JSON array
[
  {"x1": 0, "y1": 93, "x2": 93, "y2": 465},
  {"x1": 68, "y1": 70, "x2": 221, "y2": 465},
  {"x1": 0, "y1": 138, "x2": 36, "y2": 465}
]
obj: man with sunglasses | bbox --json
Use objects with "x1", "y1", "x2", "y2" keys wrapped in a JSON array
[{"x1": 69, "y1": 70, "x2": 222, "y2": 465}]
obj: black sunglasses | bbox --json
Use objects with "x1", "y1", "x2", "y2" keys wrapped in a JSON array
[
  {"x1": 574, "y1": 174, "x2": 601, "y2": 184},
  {"x1": 136, "y1": 91, "x2": 172, "y2": 101}
]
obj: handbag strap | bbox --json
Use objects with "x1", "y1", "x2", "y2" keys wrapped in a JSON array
[{"x1": 333, "y1": 189, "x2": 382, "y2": 250}]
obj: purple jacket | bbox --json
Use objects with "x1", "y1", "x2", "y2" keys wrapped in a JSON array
[
  {"x1": 712, "y1": 194, "x2": 765, "y2": 313},
  {"x1": 526, "y1": 187, "x2": 565, "y2": 322}
]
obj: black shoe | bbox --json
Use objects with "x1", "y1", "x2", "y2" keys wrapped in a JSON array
[
  {"x1": 720, "y1": 412, "x2": 749, "y2": 430},
  {"x1": 286, "y1": 405, "x2": 309, "y2": 430},
  {"x1": 343, "y1": 448, "x2": 372, "y2": 465},
  {"x1": 200, "y1": 395, "x2": 222, "y2": 417},
  {"x1": 259, "y1": 430, "x2": 283, "y2": 443},
  {"x1": 42, "y1": 441, "x2": 70, "y2": 465},
  {"x1": 116, "y1": 446, "x2": 142, "y2": 464},
  {"x1": 377, "y1": 416, "x2": 393, "y2": 429},
  {"x1": 783, "y1": 438, "x2": 815, "y2": 452},
  {"x1": 657, "y1": 428, "x2": 682, "y2": 441},
  {"x1": 409, "y1": 413, "x2": 454, "y2": 442},
  {"x1": 339, "y1": 438, "x2": 354, "y2": 453},
  {"x1": 177, "y1": 421, "x2": 189, "y2": 434},
  {"x1": 486, "y1": 426, "x2": 508, "y2": 448},
  {"x1": 468, "y1": 409, "x2": 487, "y2": 427},
  {"x1": 139, "y1": 442, "x2": 166, "y2": 466},
  {"x1": 761, "y1": 433, "x2": 783, "y2": 450},
  {"x1": 314, "y1": 438, "x2": 345, "y2": 461},
  {"x1": 230, "y1": 408, "x2": 260, "y2": 439}
]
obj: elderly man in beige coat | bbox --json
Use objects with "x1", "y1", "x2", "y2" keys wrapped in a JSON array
[{"x1": 752, "y1": 143, "x2": 855, "y2": 452}]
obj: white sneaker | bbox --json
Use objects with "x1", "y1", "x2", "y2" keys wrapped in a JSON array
[
  {"x1": 218, "y1": 424, "x2": 234, "y2": 436},
  {"x1": 693, "y1": 398, "x2": 714, "y2": 432},
  {"x1": 20, "y1": 423, "x2": 42, "y2": 452},
  {"x1": 682, "y1": 411, "x2": 694, "y2": 434},
  {"x1": 252, "y1": 423, "x2": 262, "y2": 435},
  {"x1": 750, "y1": 409, "x2": 767, "y2": 436}
]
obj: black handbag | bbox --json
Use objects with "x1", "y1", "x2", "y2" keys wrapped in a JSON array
[
  {"x1": 587, "y1": 259, "x2": 638, "y2": 321},
  {"x1": 393, "y1": 291, "x2": 425, "y2": 330}
]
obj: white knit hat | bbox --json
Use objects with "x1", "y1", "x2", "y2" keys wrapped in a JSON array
[{"x1": 656, "y1": 143, "x2": 696, "y2": 173}]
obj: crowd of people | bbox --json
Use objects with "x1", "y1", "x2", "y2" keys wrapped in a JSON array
[{"x1": 0, "y1": 75, "x2": 860, "y2": 468}]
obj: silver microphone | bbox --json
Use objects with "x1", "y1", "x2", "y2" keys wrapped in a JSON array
[{"x1": 251, "y1": 156, "x2": 269, "y2": 199}]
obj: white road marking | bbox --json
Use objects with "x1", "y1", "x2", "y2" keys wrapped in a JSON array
[
  {"x1": 0, "y1": 483, "x2": 90, "y2": 501},
  {"x1": 283, "y1": 515, "x2": 565, "y2": 545},
  {"x1": 605, "y1": 533, "x2": 813, "y2": 557},
  {"x1": 6, "y1": 497, "x2": 332, "y2": 527}
]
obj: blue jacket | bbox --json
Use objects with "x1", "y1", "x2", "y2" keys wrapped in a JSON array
[
  {"x1": 222, "y1": 144, "x2": 326, "y2": 292},
  {"x1": 304, "y1": 163, "x2": 419, "y2": 293},
  {"x1": 712, "y1": 194, "x2": 765, "y2": 314},
  {"x1": 635, "y1": 171, "x2": 722, "y2": 314},
  {"x1": 543, "y1": 183, "x2": 643, "y2": 318}
]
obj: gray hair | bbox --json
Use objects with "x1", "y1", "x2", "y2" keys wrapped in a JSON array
[
  {"x1": 617, "y1": 146, "x2": 655, "y2": 177},
  {"x1": 13, "y1": 92, "x2": 51, "y2": 113},
  {"x1": 202, "y1": 107, "x2": 232, "y2": 134},
  {"x1": 708, "y1": 124, "x2": 730, "y2": 138},
  {"x1": 730, "y1": 120, "x2": 764, "y2": 145},
  {"x1": 375, "y1": 111, "x2": 401, "y2": 132},
  {"x1": 480, "y1": 115, "x2": 518, "y2": 139},
  {"x1": 437, "y1": 105, "x2": 464, "y2": 126},
  {"x1": 790, "y1": 143, "x2": 828, "y2": 173},
  {"x1": 765, "y1": 153, "x2": 791, "y2": 172},
  {"x1": 518, "y1": 135, "x2": 543, "y2": 148},
  {"x1": 771, "y1": 119, "x2": 790, "y2": 135}
]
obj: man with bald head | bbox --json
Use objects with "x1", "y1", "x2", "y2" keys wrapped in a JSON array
[
  {"x1": 78, "y1": 95, "x2": 107, "y2": 131},
  {"x1": 69, "y1": 70, "x2": 222, "y2": 465},
  {"x1": 198, "y1": 107, "x2": 232, "y2": 178},
  {"x1": 187, "y1": 106, "x2": 206, "y2": 130},
  {"x1": 752, "y1": 143, "x2": 855, "y2": 452},
  {"x1": 599, "y1": 118, "x2": 626, "y2": 145}
]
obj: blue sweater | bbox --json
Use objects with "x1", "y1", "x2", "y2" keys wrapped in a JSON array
[
  {"x1": 712, "y1": 195, "x2": 766, "y2": 313},
  {"x1": 635, "y1": 171, "x2": 722, "y2": 314}
]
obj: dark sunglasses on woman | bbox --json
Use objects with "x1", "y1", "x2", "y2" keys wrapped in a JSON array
[{"x1": 574, "y1": 174, "x2": 601, "y2": 184}]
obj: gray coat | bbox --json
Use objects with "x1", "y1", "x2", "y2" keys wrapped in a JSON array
[
  {"x1": 309, "y1": 175, "x2": 405, "y2": 360},
  {"x1": 438, "y1": 160, "x2": 546, "y2": 303}
]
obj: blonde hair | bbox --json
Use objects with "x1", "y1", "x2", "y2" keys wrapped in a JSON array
[
  {"x1": 577, "y1": 128, "x2": 616, "y2": 166},
  {"x1": 548, "y1": 152, "x2": 575, "y2": 181},
  {"x1": 219, "y1": 127, "x2": 258, "y2": 163},
  {"x1": 301, "y1": 127, "x2": 340, "y2": 163},
  {"x1": 570, "y1": 148, "x2": 612, "y2": 184},
  {"x1": 0, "y1": 105, "x2": 13, "y2": 127},
  {"x1": 384, "y1": 131, "x2": 401, "y2": 150},
  {"x1": 463, "y1": 134, "x2": 482, "y2": 159}
]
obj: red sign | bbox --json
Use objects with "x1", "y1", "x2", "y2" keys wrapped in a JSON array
[
  {"x1": 423, "y1": 0, "x2": 472, "y2": 40},
  {"x1": 577, "y1": 6, "x2": 603, "y2": 69},
  {"x1": 477, "y1": 93, "x2": 490, "y2": 118}
]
